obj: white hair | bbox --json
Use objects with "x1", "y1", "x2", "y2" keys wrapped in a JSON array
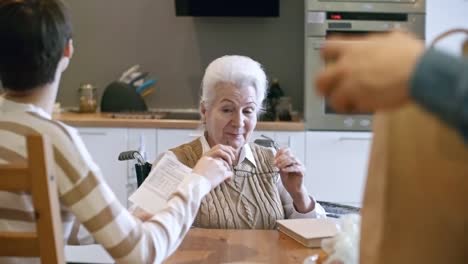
[{"x1": 200, "y1": 55, "x2": 268, "y2": 111}]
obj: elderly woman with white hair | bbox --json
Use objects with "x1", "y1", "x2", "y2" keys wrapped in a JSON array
[{"x1": 159, "y1": 55, "x2": 326, "y2": 229}]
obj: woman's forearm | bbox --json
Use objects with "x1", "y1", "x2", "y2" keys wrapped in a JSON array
[{"x1": 290, "y1": 188, "x2": 316, "y2": 213}]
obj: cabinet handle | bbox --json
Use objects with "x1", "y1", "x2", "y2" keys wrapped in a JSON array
[
  {"x1": 79, "y1": 132, "x2": 107, "y2": 136},
  {"x1": 338, "y1": 136, "x2": 372, "y2": 142},
  {"x1": 313, "y1": 47, "x2": 322, "y2": 51}
]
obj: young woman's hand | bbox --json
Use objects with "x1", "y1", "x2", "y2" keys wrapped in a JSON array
[
  {"x1": 131, "y1": 206, "x2": 153, "y2": 222},
  {"x1": 316, "y1": 31, "x2": 424, "y2": 113},
  {"x1": 193, "y1": 156, "x2": 233, "y2": 189},
  {"x1": 203, "y1": 144, "x2": 238, "y2": 166}
]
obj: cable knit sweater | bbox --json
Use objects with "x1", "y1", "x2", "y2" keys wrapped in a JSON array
[{"x1": 170, "y1": 138, "x2": 326, "y2": 229}]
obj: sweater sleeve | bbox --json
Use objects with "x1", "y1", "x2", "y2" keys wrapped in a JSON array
[
  {"x1": 56, "y1": 128, "x2": 211, "y2": 264},
  {"x1": 269, "y1": 148, "x2": 327, "y2": 219},
  {"x1": 277, "y1": 179, "x2": 327, "y2": 219},
  {"x1": 410, "y1": 48, "x2": 468, "y2": 142}
]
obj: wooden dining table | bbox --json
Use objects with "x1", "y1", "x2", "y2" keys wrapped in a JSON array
[{"x1": 164, "y1": 228, "x2": 325, "y2": 264}]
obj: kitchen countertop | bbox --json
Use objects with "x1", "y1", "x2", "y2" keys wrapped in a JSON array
[{"x1": 54, "y1": 112, "x2": 305, "y2": 131}]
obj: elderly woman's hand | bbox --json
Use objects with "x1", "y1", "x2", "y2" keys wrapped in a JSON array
[
  {"x1": 274, "y1": 148, "x2": 315, "y2": 213},
  {"x1": 203, "y1": 144, "x2": 238, "y2": 166},
  {"x1": 274, "y1": 148, "x2": 305, "y2": 192}
]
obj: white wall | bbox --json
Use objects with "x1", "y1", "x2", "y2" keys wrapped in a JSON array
[{"x1": 426, "y1": 0, "x2": 468, "y2": 55}]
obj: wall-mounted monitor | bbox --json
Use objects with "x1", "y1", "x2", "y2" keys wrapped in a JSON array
[{"x1": 175, "y1": 0, "x2": 280, "y2": 17}]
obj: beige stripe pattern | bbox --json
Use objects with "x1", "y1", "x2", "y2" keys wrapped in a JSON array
[
  {"x1": 0, "y1": 120, "x2": 83, "y2": 184},
  {"x1": 26, "y1": 112, "x2": 74, "y2": 141},
  {"x1": 0, "y1": 121, "x2": 40, "y2": 137},
  {"x1": 105, "y1": 224, "x2": 143, "y2": 259},
  {"x1": 0, "y1": 198, "x2": 74, "y2": 223},
  {"x1": 0, "y1": 146, "x2": 26, "y2": 164},
  {"x1": 61, "y1": 171, "x2": 99, "y2": 206},
  {"x1": 54, "y1": 146, "x2": 82, "y2": 183},
  {"x1": 0, "y1": 208, "x2": 36, "y2": 222},
  {"x1": 83, "y1": 199, "x2": 122, "y2": 233}
]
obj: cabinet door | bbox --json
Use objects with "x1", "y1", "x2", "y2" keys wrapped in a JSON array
[
  {"x1": 156, "y1": 129, "x2": 203, "y2": 157},
  {"x1": 77, "y1": 127, "x2": 129, "y2": 206},
  {"x1": 275, "y1": 132, "x2": 306, "y2": 166},
  {"x1": 251, "y1": 131, "x2": 306, "y2": 166},
  {"x1": 305, "y1": 132, "x2": 372, "y2": 207}
]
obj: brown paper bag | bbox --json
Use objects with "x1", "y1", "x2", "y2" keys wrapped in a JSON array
[{"x1": 360, "y1": 104, "x2": 468, "y2": 264}]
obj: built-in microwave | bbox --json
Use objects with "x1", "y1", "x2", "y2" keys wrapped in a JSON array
[{"x1": 304, "y1": 1, "x2": 425, "y2": 131}]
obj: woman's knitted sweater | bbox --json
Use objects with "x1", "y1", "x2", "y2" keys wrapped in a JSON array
[{"x1": 170, "y1": 139, "x2": 285, "y2": 229}]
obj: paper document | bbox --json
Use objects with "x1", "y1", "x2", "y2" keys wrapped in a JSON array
[{"x1": 129, "y1": 154, "x2": 192, "y2": 214}]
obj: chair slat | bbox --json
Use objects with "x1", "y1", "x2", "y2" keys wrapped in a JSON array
[
  {"x1": 29, "y1": 135, "x2": 65, "y2": 263},
  {"x1": 0, "y1": 135, "x2": 64, "y2": 263},
  {"x1": 0, "y1": 232, "x2": 39, "y2": 257},
  {"x1": 0, "y1": 165, "x2": 30, "y2": 191}
]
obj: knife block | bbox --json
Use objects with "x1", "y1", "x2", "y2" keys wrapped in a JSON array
[{"x1": 100, "y1": 81, "x2": 148, "y2": 112}]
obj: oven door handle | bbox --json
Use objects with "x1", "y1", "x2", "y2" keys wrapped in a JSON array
[{"x1": 338, "y1": 136, "x2": 372, "y2": 142}]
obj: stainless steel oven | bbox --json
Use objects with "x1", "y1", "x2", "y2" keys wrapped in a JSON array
[{"x1": 304, "y1": 0, "x2": 425, "y2": 131}]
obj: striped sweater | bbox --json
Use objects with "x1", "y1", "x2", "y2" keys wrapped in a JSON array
[{"x1": 0, "y1": 98, "x2": 211, "y2": 264}]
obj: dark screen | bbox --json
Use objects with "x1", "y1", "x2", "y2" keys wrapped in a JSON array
[{"x1": 175, "y1": 0, "x2": 280, "y2": 17}]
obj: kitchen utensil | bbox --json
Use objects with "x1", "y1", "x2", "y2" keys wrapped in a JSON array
[
  {"x1": 129, "y1": 72, "x2": 149, "y2": 86},
  {"x1": 100, "y1": 81, "x2": 148, "y2": 112},
  {"x1": 136, "y1": 79, "x2": 157, "y2": 94},
  {"x1": 119, "y1": 64, "x2": 140, "y2": 82},
  {"x1": 140, "y1": 88, "x2": 155, "y2": 97}
]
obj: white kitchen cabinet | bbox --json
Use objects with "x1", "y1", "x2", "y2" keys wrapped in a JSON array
[
  {"x1": 156, "y1": 128, "x2": 203, "y2": 157},
  {"x1": 76, "y1": 127, "x2": 129, "y2": 206},
  {"x1": 252, "y1": 131, "x2": 306, "y2": 166},
  {"x1": 275, "y1": 132, "x2": 306, "y2": 165},
  {"x1": 305, "y1": 131, "x2": 372, "y2": 207}
]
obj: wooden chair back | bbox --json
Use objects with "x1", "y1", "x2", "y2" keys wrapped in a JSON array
[{"x1": 0, "y1": 134, "x2": 64, "y2": 263}]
